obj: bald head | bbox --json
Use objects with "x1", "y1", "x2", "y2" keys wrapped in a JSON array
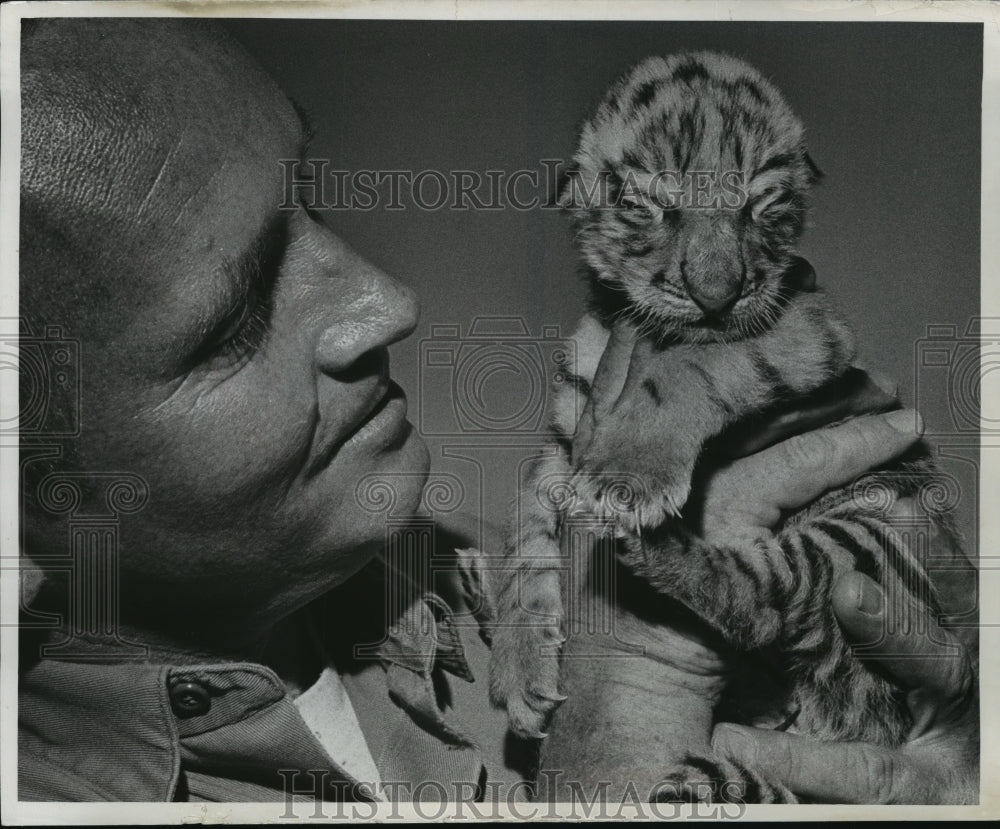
[
  {"x1": 19, "y1": 18, "x2": 303, "y2": 503},
  {"x1": 18, "y1": 18, "x2": 429, "y2": 632},
  {"x1": 20, "y1": 19, "x2": 294, "y2": 333}
]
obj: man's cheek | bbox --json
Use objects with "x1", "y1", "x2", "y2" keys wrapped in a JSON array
[
  {"x1": 176, "y1": 417, "x2": 306, "y2": 501},
  {"x1": 123, "y1": 398, "x2": 308, "y2": 509}
]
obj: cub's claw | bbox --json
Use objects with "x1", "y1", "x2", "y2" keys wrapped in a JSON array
[
  {"x1": 505, "y1": 684, "x2": 568, "y2": 740},
  {"x1": 497, "y1": 677, "x2": 567, "y2": 740},
  {"x1": 489, "y1": 613, "x2": 567, "y2": 740},
  {"x1": 567, "y1": 462, "x2": 692, "y2": 531}
]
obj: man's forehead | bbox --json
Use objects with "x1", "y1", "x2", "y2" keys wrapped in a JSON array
[
  {"x1": 21, "y1": 19, "x2": 302, "y2": 333},
  {"x1": 22, "y1": 19, "x2": 297, "y2": 221}
]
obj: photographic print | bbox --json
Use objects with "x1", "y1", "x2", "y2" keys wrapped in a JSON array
[{"x1": 2, "y1": 1, "x2": 993, "y2": 822}]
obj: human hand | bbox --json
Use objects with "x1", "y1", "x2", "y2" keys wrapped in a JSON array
[
  {"x1": 574, "y1": 316, "x2": 919, "y2": 541},
  {"x1": 690, "y1": 397, "x2": 922, "y2": 545},
  {"x1": 689, "y1": 360, "x2": 979, "y2": 803},
  {"x1": 544, "y1": 316, "x2": 935, "y2": 801},
  {"x1": 547, "y1": 311, "x2": 978, "y2": 805},
  {"x1": 710, "y1": 499, "x2": 979, "y2": 804}
]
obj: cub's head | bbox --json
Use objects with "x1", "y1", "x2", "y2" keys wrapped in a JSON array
[{"x1": 560, "y1": 52, "x2": 820, "y2": 343}]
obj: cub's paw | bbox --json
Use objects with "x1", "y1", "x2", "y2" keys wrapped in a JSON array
[
  {"x1": 569, "y1": 453, "x2": 694, "y2": 531},
  {"x1": 489, "y1": 621, "x2": 567, "y2": 739},
  {"x1": 563, "y1": 468, "x2": 621, "y2": 525},
  {"x1": 636, "y1": 458, "x2": 694, "y2": 526},
  {"x1": 653, "y1": 754, "x2": 797, "y2": 805}
]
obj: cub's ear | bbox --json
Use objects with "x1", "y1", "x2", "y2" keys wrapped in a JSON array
[
  {"x1": 804, "y1": 152, "x2": 824, "y2": 184},
  {"x1": 554, "y1": 163, "x2": 580, "y2": 209}
]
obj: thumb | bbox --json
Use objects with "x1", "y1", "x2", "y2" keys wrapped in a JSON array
[
  {"x1": 711, "y1": 723, "x2": 907, "y2": 803},
  {"x1": 574, "y1": 322, "x2": 637, "y2": 456},
  {"x1": 831, "y1": 572, "x2": 976, "y2": 738}
]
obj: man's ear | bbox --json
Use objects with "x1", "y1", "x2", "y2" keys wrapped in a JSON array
[
  {"x1": 19, "y1": 548, "x2": 46, "y2": 606},
  {"x1": 804, "y1": 152, "x2": 824, "y2": 185},
  {"x1": 554, "y1": 163, "x2": 580, "y2": 209}
]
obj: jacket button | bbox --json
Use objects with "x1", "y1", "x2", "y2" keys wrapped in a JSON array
[{"x1": 169, "y1": 681, "x2": 211, "y2": 718}]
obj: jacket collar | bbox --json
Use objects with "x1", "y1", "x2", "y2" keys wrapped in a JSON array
[{"x1": 19, "y1": 557, "x2": 483, "y2": 802}]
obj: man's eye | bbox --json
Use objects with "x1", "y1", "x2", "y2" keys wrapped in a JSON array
[
  {"x1": 210, "y1": 296, "x2": 273, "y2": 363},
  {"x1": 188, "y1": 267, "x2": 280, "y2": 374},
  {"x1": 198, "y1": 216, "x2": 292, "y2": 369}
]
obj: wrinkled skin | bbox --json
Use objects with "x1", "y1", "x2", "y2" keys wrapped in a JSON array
[
  {"x1": 22, "y1": 20, "x2": 429, "y2": 662},
  {"x1": 538, "y1": 323, "x2": 978, "y2": 804}
]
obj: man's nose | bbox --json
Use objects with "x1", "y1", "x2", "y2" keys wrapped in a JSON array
[{"x1": 314, "y1": 253, "x2": 420, "y2": 377}]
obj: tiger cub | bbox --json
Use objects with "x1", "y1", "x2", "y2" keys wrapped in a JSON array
[{"x1": 488, "y1": 52, "x2": 949, "y2": 803}]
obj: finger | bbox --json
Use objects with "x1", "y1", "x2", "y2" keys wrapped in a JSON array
[
  {"x1": 574, "y1": 322, "x2": 637, "y2": 455},
  {"x1": 719, "y1": 367, "x2": 900, "y2": 459},
  {"x1": 762, "y1": 409, "x2": 925, "y2": 512},
  {"x1": 831, "y1": 572, "x2": 976, "y2": 734},
  {"x1": 589, "y1": 321, "x2": 638, "y2": 414},
  {"x1": 712, "y1": 723, "x2": 912, "y2": 804}
]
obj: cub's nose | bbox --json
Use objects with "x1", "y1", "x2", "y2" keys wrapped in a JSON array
[
  {"x1": 687, "y1": 281, "x2": 742, "y2": 316},
  {"x1": 680, "y1": 259, "x2": 743, "y2": 317}
]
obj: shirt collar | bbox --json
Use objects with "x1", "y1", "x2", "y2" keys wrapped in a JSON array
[{"x1": 19, "y1": 557, "x2": 484, "y2": 802}]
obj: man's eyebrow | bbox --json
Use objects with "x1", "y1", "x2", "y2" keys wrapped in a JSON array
[
  {"x1": 182, "y1": 211, "x2": 289, "y2": 364},
  {"x1": 289, "y1": 96, "x2": 316, "y2": 158},
  {"x1": 177, "y1": 100, "x2": 308, "y2": 370},
  {"x1": 222, "y1": 211, "x2": 287, "y2": 303}
]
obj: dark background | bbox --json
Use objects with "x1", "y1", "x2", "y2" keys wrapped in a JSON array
[{"x1": 226, "y1": 20, "x2": 982, "y2": 551}]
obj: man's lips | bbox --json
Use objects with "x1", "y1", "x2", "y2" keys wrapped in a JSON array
[
  {"x1": 342, "y1": 381, "x2": 404, "y2": 444},
  {"x1": 308, "y1": 381, "x2": 409, "y2": 476}
]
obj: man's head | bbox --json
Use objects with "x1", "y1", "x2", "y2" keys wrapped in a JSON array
[{"x1": 20, "y1": 19, "x2": 429, "y2": 647}]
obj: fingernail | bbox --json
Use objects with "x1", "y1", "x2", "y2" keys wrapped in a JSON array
[
  {"x1": 857, "y1": 578, "x2": 884, "y2": 616},
  {"x1": 869, "y1": 370, "x2": 899, "y2": 399},
  {"x1": 711, "y1": 723, "x2": 754, "y2": 758},
  {"x1": 714, "y1": 723, "x2": 748, "y2": 738},
  {"x1": 885, "y1": 408, "x2": 924, "y2": 436}
]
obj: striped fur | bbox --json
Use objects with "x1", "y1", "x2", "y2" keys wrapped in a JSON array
[
  {"x1": 559, "y1": 51, "x2": 820, "y2": 346},
  {"x1": 489, "y1": 52, "x2": 949, "y2": 803}
]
